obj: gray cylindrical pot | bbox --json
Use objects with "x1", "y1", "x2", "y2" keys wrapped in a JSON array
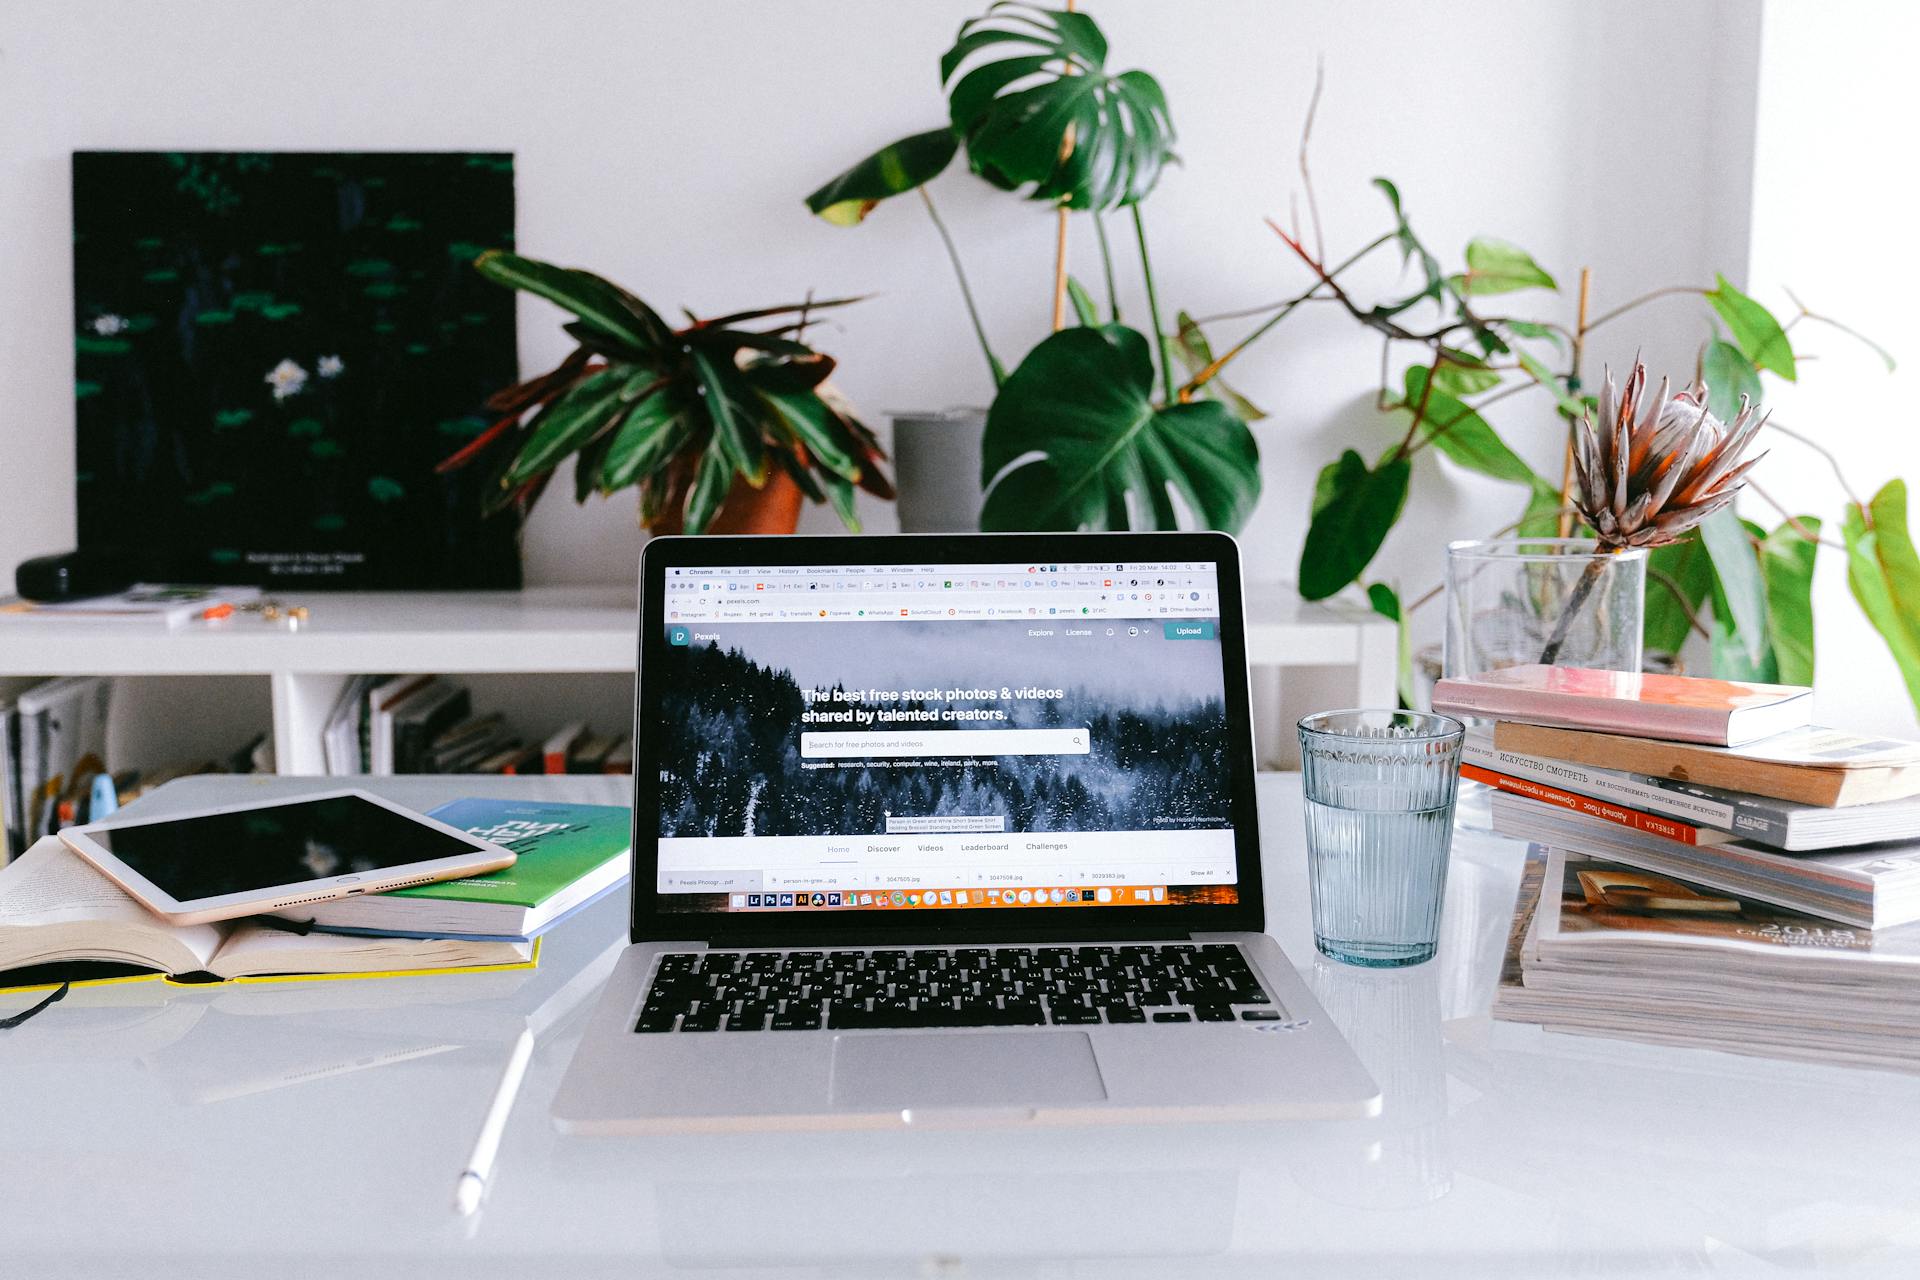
[{"x1": 889, "y1": 407, "x2": 988, "y2": 533}]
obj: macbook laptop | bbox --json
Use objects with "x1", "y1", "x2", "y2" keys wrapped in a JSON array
[{"x1": 553, "y1": 532, "x2": 1380, "y2": 1131}]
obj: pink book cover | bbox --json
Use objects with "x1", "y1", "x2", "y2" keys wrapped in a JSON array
[{"x1": 1431, "y1": 665, "x2": 1812, "y2": 745}]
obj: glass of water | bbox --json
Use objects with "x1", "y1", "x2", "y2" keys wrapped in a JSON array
[{"x1": 1298, "y1": 709, "x2": 1465, "y2": 968}]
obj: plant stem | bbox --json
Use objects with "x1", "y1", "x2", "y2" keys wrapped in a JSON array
[
  {"x1": 1557, "y1": 266, "x2": 1592, "y2": 538},
  {"x1": 1093, "y1": 211, "x2": 1119, "y2": 323},
  {"x1": 1131, "y1": 203, "x2": 1174, "y2": 404},
  {"x1": 1049, "y1": 0, "x2": 1079, "y2": 333},
  {"x1": 1583, "y1": 284, "x2": 1705, "y2": 333},
  {"x1": 1178, "y1": 231, "x2": 1395, "y2": 398},
  {"x1": 920, "y1": 187, "x2": 1005, "y2": 388},
  {"x1": 1538, "y1": 550, "x2": 1614, "y2": 666}
]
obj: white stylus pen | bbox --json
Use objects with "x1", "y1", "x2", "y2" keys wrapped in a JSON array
[{"x1": 454, "y1": 1026, "x2": 536, "y2": 1217}]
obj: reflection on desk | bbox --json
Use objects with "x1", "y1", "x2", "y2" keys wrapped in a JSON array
[{"x1": 5, "y1": 773, "x2": 1920, "y2": 1279}]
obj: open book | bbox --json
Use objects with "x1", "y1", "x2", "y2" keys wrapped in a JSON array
[{"x1": 0, "y1": 837, "x2": 532, "y2": 989}]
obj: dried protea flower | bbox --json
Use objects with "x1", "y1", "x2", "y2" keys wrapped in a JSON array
[{"x1": 1572, "y1": 362, "x2": 1768, "y2": 550}]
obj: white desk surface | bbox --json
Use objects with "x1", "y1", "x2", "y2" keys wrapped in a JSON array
[{"x1": 7, "y1": 774, "x2": 1920, "y2": 1280}]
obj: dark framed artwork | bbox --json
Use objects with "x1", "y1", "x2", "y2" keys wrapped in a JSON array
[{"x1": 72, "y1": 151, "x2": 522, "y2": 589}]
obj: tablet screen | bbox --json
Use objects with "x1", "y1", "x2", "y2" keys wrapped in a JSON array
[{"x1": 88, "y1": 794, "x2": 483, "y2": 903}]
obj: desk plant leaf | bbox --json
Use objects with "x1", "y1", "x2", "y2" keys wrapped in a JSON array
[
  {"x1": 979, "y1": 324, "x2": 1259, "y2": 532},
  {"x1": 1702, "y1": 339, "x2": 1763, "y2": 422},
  {"x1": 941, "y1": 3, "x2": 1175, "y2": 210},
  {"x1": 1395, "y1": 366, "x2": 1540, "y2": 487},
  {"x1": 1454, "y1": 238, "x2": 1558, "y2": 295},
  {"x1": 1299, "y1": 449, "x2": 1410, "y2": 600},
  {"x1": 1706, "y1": 274, "x2": 1796, "y2": 381},
  {"x1": 1644, "y1": 536, "x2": 1712, "y2": 656},
  {"x1": 1844, "y1": 480, "x2": 1920, "y2": 714},
  {"x1": 1701, "y1": 507, "x2": 1770, "y2": 669},
  {"x1": 448, "y1": 251, "x2": 890, "y2": 534},
  {"x1": 804, "y1": 129, "x2": 960, "y2": 225},
  {"x1": 1758, "y1": 517, "x2": 1820, "y2": 686}
]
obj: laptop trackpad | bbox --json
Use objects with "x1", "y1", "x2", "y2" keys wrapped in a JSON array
[{"x1": 830, "y1": 1032, "x2": 1107, "y2": 1115}]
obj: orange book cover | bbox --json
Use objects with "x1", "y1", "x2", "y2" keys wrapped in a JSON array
[{"x1": 1432, "y1": 665, "x2": 1812, "y2": 746}]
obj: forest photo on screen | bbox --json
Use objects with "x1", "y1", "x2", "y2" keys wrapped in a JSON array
[{"x1": 654, "y1": 620, "x2": 1233, "y2": 839}]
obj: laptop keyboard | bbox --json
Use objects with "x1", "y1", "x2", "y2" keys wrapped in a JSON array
[{"x1": 633, "y1": 943, "x2": 1279, "y2": 1033}]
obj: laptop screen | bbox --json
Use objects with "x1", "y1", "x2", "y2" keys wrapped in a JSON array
[{"x1": 649, "y1": 556, "x2": 1240, "y2": 917}]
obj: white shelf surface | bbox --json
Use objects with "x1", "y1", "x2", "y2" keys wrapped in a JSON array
[
  {"x1": 0, "y1": 583, "x2": 1393, "y2": 775},
  {"x1": 0, "y1": 584, "x2": 1385, "y2": 677},
  {"x1": 0, "y1": 587, "x2": 640, "y2": 676}
]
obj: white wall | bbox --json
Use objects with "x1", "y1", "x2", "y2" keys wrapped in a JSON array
[
  {"x1": 1743, "y1": 1, "x2": 1920, "y2": 736},
  {"x1": 3, "y1": 2, "x2": 1780, "y2": 670}
]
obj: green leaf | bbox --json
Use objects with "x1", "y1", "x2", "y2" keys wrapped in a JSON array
[
  {"x1": 1371, "y1": 177, "x2": 1442, "y2": 304},
  {"x1": 1499, "y1": 319, "x2": 1565, "y2": 349},
  {"x1": 598, "y1": 385, "x2": 691, "y2": 491},
  {"x1": 1699, "y1": 506, "x2": 1769, "y2": 668},
  {"x1": 980, "y1": 325, "x2": 1260, "y2": 533},
  {"x1": 1843, "y1": 480, "x2": 1920, "y2": 715},
  {"x1": 1395, "y1": 367, "x2": 1540, "y2": 487},
  {"x1": 1701, "y1": 338, "x2": 1764, "y2": 421},
  {"x1": 1067, "y1": 277, "x2": 1099, "y2": 328},
  {"x1": 1705, "y1": 274, "x2": 1796, "y2": 381},
  {"x1": 1366, "y1": 582, "x2": 1415, "y2": 708},
  {"x1": 1170, "y1": 311, "x2": 1266, "y2": 422},
  {"x1": 942, "y1": 5, "x2": 1175, "y2": 210},
  {"x1": 1298, "y1": 449, "x2": 1410, "y2": 600},
  {"x1": 1518, "y1": 480, "x2": 1566, "y2": 539},
  {"x1": 1429, "y1": 347, "x2": 1501, "y2": 397},
  {"x1": 1643, "y1": 536, "x2": 1712, "y2": 655},
  {"x1": 682, "y1": 440, "x2": 734, "y2": 535},
  {"x1": 1513, "y1": 348, "x2": 1587, "y2": 419},
  {"x1": 804, "y1": 128, "x2": 960, "y2": 226},
  {"x1": 1758, "y1": 517, "x2": 1820, "y2": 686},
  {"x1": 503, "y1": 368, "x2": 629, "y2": 485},
  {"x1": 689, "y1": 350, "x2": 768, "y2": 486},
  {"x1": 1456, "y1": 238, "x2": 1557, "y2": 295},
  {"x1": 474, "y1": 250, "x2": 672, "y2": 355},
  {"x1": 761, "y1": 389, "x2": 864, "y2": 484}
]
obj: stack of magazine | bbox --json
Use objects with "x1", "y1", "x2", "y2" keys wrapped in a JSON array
[{"x1": 1434, "y1": 665, "x2": 1920, "y2": 1072}]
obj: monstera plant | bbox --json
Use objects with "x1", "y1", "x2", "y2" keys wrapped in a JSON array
[
  {"x1": 806, "y1": 2, "x2": 1262, "y2": 533},
  {"x1": 442, "y1": 251, "x2": 891, "y2": 534}
]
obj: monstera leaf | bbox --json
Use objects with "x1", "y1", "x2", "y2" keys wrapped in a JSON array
[
  {"x1": 979, "y1": 325, "x2": 1259, "y2": 532},
  {"x1": 941, "y1": 3, "x2": 1174, "y2": 210}
]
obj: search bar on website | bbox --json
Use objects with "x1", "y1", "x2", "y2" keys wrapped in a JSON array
[{"x1": 800, "y1": 728, "x2": 1091, "y2": 758}]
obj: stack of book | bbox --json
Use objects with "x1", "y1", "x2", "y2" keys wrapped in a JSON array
[
  {"x1": 1434, "y1": 665, "x2": 1920, "y2": 1072},
  {"x1": 0, "y1": 798, "x2": 630, "y2": 997},
  {"x1": 319, "y1": 675, "x2": 632, "y2": 777},
  {"x1": 1, "y1": 676, "x2": 274, "y2": 866}
]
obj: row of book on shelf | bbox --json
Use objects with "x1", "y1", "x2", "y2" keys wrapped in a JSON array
[
  {"x1": 1435, "y1": 664, "x2": 1920, "y2": 1075},
  {"x1": 0, "y1": 797, "x2": 633, "y2": 997},
  {"x1": 0, "y1": 676, "x2": 273, "y2": 866},
  {"x1": 319, "y1": 674, "x2": 631, "y2": 778}
]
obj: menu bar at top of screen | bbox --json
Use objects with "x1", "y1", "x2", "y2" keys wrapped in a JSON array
[{"x1": 665, "y1": 579, "x2": 1220, "y2": 623}]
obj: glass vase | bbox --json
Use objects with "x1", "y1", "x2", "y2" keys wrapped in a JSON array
[{"x1": 1443, "y1": 538, "x2": 1645, "y2": 678}]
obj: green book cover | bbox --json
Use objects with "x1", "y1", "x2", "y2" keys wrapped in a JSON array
[{"x1": 411, "y1": 799, "x2": 631, "y2": 908}]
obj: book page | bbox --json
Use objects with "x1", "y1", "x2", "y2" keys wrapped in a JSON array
[
  {"x1": 208, "y1": 925, "x2": 530, "y2": 979},
  {"x1": 0, "y1": 837, "x2": 223, "y2": 973}
]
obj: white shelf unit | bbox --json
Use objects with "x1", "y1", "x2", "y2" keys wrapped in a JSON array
[{"x1": 0, "y1": 584, "x2": 1393, "y2": 775}]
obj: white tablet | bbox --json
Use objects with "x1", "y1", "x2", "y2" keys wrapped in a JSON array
[{"x1": 59, "y1": 788, "x2": 517, "y2": 926}]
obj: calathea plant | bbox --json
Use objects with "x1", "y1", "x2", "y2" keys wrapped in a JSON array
[
  {"x1": 441, "y1": 251, "x2": 891, "y2": 534},
  {"x1": 806, "y1": 2, "x2": 1262, "y2": 533}
]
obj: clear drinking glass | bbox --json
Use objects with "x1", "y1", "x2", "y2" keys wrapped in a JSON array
[
  {"x1": 1443, "y1": 538, "x2": 1646, "y2": 678},
  {"x1": 1299, "y1": 710, "x2": 1465, "y2": 968}
]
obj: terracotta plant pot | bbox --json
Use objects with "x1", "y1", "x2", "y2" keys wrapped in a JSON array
[{"x1": 648, "y1": 469, "x2": 805, "y2": 536}]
